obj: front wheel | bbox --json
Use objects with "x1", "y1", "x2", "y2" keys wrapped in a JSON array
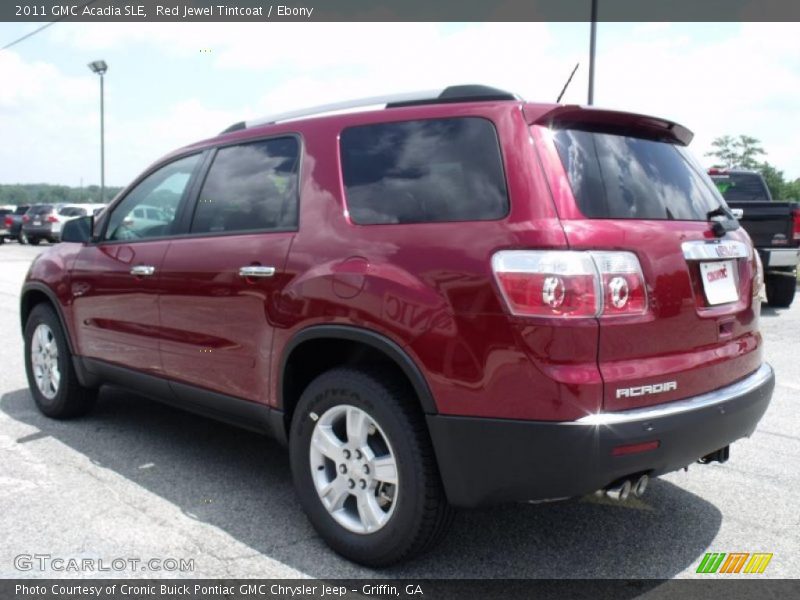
[
  {"x1": 289, "y1": 368, "x2": 453, "y2": 566},
  {"x1": 24, "y1": 304, "x2": 97, "y2": 418}
]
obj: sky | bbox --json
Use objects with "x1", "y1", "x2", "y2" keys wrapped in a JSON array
[{"x1": 1, "y1": 22, "x2": 799, "y2": 188}]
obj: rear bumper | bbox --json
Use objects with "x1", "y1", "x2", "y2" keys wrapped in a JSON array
[
  {"x1": 427, "y1": 363, "x2": 774, "y2": 508},
  {"x1": 22, "y1": 224, "x2": 56, "y2": 239},
  {"x1": 759, "y1": 247, "x2": 800, "y2": 268}
]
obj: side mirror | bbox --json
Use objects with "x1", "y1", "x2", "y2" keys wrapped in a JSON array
[{"x1": 61, "y1": 215, "x2": 94, "y2": 243}]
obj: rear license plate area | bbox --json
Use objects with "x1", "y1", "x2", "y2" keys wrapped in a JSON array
[{"x1": 700, "y1": 260, "x2": 738, "y2": 305}]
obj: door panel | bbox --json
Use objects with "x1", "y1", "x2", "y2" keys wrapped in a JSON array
[
  {"x1": 158, "y1": 233, "x2": 294, "y2": 403},
  {"x1": 71, "y1": 241, "x2": 170, "y2": 375},
  {"x1": 158, "y1": 136, "x2": 301, "y2": 404},
  {"x1": 70, "y1": 153, "x2": 203, "y2": 375}
]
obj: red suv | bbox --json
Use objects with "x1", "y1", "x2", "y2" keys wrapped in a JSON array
[{"x1": 21, "y1": 85, "x2": 774, "y2": 566}]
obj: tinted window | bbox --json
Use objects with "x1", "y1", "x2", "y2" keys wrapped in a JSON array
[
  {"x1": 191, "y1": 138, "x2": 299, "y2": 234},
  {"x1": 105, "y1": 154, "x2": 200, "y2": 241},
  {"x1": 14, "y1": 206, "x2": 31, "y2": 215},
  {"x1": 553, "y1": 129, "x2": 722, "y2": 220},
  {"x1": 28, "y1": 205, "x2": 54, "y2": 216},
  {"x1": 340, "y1": 117, "x2": 508, "y2": 225},
  {"x1": 710, "y1": 173, "x2": 770, "y2": 202},
  {"x1": 59, "y1": 206, "x2": 87, "y2": 217}
]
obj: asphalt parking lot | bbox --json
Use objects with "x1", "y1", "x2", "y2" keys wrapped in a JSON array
[{"x1": 0, "y1": 241, "x2": 798, "y2": 579}]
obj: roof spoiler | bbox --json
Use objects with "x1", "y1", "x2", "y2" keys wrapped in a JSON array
[{"x1": 527, "y1": 105, "x2": 694, "y2": 146}]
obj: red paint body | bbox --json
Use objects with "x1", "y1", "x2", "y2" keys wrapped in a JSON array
[{"x1": 23, "y1": 99, "x2": 763, "y2": 424}]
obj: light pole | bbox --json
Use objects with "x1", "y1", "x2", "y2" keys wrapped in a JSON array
[
  {"x1": 588, "y1": 0, "x2": 597, "y2": 105},
  {"x1": 88, "y1": 60, "x2": 108, "y2": 203}
]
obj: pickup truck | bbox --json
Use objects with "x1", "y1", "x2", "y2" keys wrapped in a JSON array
[{"x1": 709, "y1": 168, "x2": 799, "y2": 307}]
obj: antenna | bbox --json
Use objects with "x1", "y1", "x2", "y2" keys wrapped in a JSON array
[{"x1": 556, "y1": 63, "x2": 580, "y2": 103}]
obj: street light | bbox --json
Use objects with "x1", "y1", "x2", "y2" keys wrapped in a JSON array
[{"x1": 88, "y1": 60, "x2": 108, "y2": 203}]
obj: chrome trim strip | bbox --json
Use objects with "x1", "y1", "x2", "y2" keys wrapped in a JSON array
[
  {"x1": 238, "y1": 265, "x2": 276, "y2": 278},
  {"x1": 766, "y1": 248, "x2": 800, "y2": 267},
  {"x1": 577, "y1": 363, "x2": 773, "y2": 425},
  {"x1": 681, "y1": 240, "x2": 751, "y2": 261}
]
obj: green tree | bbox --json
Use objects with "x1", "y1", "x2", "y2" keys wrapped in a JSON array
[
  {"x1": 706, "y1": 134, "x2": 765, "y2": 169},
  {"x1": 757, "y1": 162, "x2": 786, "y2": 200},
  {"x1": 706, "y1": 135, "x2": 737, "y2": 168}
]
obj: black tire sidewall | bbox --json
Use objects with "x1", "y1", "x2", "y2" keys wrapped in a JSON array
[
  {"x1": 289, "y1": 369, "x2": 428, "y2": 565},
  {"x1": 766, "y1": 274, "x2": 795, "y2": 308},
  {"x1": 24, "y1": 305, "x2": 73, "y2": 417}
]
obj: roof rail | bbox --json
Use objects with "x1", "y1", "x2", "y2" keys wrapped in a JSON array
[{"x1": 220, "y1": 85, "x2": 520, "y2": 134}]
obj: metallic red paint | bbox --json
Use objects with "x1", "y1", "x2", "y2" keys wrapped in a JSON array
[{"x1": 22, "y1": 99, "x2": 763, "y2": 426}]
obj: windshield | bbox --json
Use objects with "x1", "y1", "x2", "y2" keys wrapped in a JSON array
[{"x1": 553, "y1": 129, "x2": 723, "y2": 220}]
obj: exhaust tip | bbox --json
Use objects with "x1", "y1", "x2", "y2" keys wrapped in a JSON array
[
  {"x1": 605, "y1": 479, "x2": 632, "y2": 501},
  {"x1": 633, "y1": 474, "x2": 649, "y2": 498}
]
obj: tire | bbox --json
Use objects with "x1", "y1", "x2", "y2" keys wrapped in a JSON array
[
  {"x1": 17, "y1": 232, "x2": 27, "y2": 244},
  {"x1": 289, "y1": 367, "x2": 454, "y2": 567},
  {"x1": 24, "y1": 303, "x2": 97, "y2": 419},
  {"x1": 28, "y1": 237, "x2": 40, "y2": 246},
  {"x1": 766, "y1": 273, "x2": 796, "y2": 308}
]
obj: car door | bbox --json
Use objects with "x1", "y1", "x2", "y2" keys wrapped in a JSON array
[
  {"x1": 159, "y1": 136, "x2": 300, "y2": 404},
  {"x1": 70, "y1": 153, "x2": 204, "y2": 376}
]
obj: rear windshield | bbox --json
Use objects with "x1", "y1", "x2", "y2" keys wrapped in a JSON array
[
  {"x1": 28, "y1": 205, "x2": 54, "y2": 215},
  {"x1": 14, "y1": 205, "x2": 30, "y2": 215},
  {"x1": 553, "y1": 129, "x2": 722, "y2": 220},
  {"x1": 710, "y1": 173, "x2": 770, "y2": 202},
  {"x1": 58, "y1": 206, "x2": 87, "y2": 217},
  {"x1": 340, "y1": 117, "x2": 508, "y2": 225}
]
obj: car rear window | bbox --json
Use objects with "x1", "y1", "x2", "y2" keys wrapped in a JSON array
[
  {"x1": 340, "y1": 117, "x2": 508, "y2": 225},
  {"x1": 28, "y1": 205, "x2": 54, "y2": 215},
  {"x1": 14, "y1": 206, "x2": 30, "y2": 215},
  {"x1": 553, "y1": 129, "x2": 722, "y2": 220},
  {"x1": 710, "y1": 173, "x2": 770, "y2": 202},
  {"x1": 58, "y1": 206, "x2": 87, "y2": 217}
]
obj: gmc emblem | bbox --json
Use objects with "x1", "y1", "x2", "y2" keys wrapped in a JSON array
[{"x1": 616, "y1": 381, "x2": 678, "y2": 399}]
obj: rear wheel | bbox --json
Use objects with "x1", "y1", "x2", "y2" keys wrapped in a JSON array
[
  {"x1": 18, "y1": 232, "x2": 27, "y2": 244},
  {"x1": 289, "y1": 367, "x2": 453, "y2": 566},
  {"x1": 28, "y1": 237, "x2": 40, "y2": 246},
  {"x1": 24, "y1": 303, "x2": 97, "y2": 418},
  {"x1": 766, "y1": 272, "x2": 796, "y2": 308}
]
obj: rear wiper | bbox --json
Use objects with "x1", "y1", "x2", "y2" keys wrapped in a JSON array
[{"x1": 707, "y1": 205, "x2": 740, "y2": 237}]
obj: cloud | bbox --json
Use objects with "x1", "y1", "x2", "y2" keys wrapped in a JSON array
[{"x1": 4, "y1": 22, "x2": 800, "y2": 185}]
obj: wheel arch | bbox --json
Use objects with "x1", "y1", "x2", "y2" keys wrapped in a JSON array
[
  {"x1": 279, "y1": 325, "x2": 438, "y2": 430},
  {"x1": 20, "y1": 283, "x2": 75, "y2": 353},
  {"x1": 20, "y1": 283, "x2": 96, "y2": 388}
]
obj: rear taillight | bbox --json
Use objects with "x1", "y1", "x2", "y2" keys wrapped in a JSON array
[
  {"x1": 46, "y1": 215, "x2": 58, "y2": 223},
  {"x1": 3, "y1": 216, "x2": 11, "y2": 228},
  {"x1": 753, "y1": 251, "x2": 765, "y2": 300},
  {"x1": 793, "y1": 208, "x2": 800, "y2": 241},
  {"x1": 492, "y1": 250, "x2": 648, "y2": 319},
  {"x1": 22, "y1": 215, "x2": 29, "y2": 223}
]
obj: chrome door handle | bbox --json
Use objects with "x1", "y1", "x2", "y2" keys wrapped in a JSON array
[
  {"x1": 130, "y1": 265, "x2": 156, "y2": 277},
  {"x1": 239, "y1": 265, "x2": 276, "y2": 278}
]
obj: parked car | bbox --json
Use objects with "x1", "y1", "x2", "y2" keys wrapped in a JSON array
[
  {"x1": 0, "y1": 207, "x2": 12, "y2": 243},
  {"x1": 3, "y1": 204, "x2": 32, "y2": 243},
  {"x1": 21, "y1": 85, "x2": 774, "y2": 566},
  {"x1": 21, "y1": 203, "x2": 106, "y2": 245},
  {"x1": 708, "y1": 168, "x2": 799, "y2": 307}
]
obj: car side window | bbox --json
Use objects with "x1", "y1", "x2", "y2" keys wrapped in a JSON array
[
  {"x1": 190, "y1": 137, "x2": 300, "y2": 234},
  {"x1": 104, "y1": 154, "x2": 201, "y2": 241}
]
